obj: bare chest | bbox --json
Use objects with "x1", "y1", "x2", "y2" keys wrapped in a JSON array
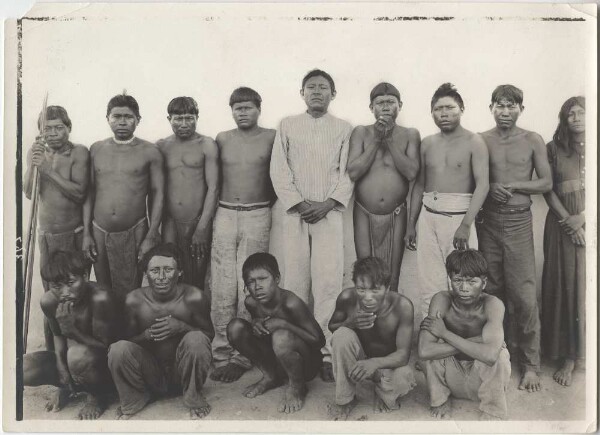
[
  {"x1": 444, "y1": 306, "x2": 486, "y2": 338},
  {"x1": 489, "y1": 143, "x2": 533, "y2": 172},
  {"x1": 164, "y1": 144, "x2": 205, "y2": 170},
  {"x1": 425, "y1": 145, "x2": 471, "y2": 172},
  {"x1": 94, "y1": 148, "x2": 148, "y2": 177},
  {"x1": 222, "y1": 142, "x2": 272, "y2": 167}
]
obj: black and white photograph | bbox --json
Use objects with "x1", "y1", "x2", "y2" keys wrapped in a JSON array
[{"x1": 2, "y1": 2, "x2": 597, "y2": 432}]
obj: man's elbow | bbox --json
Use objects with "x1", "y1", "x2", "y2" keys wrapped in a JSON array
[
  {"x1": 347, "y1": 166, "x2": 361, "y2": 182},
  {"x1": 417, "y1": 345, "x2": 431, "y2": 361},
  {"x1": 542, "y1": 178, "x2": 553, "y2": 193},
  {"x1": 405, "y1": 165, "x2": 419, "y2": 182}
]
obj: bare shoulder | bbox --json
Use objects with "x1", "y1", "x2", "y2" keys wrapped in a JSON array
[
  {"x1": 483, "y1": 293, "x2": 505, "y2": 316},
  {"x1": 351, "y1": 124, "x2": 369, "y2": 136},
  {"x1": 71, "y1": 144, "x2": 90, "y2": 158},
  {"x1": 523, "y1": 129, "x2": 545, "y2": 146},
  {"x1": 155, "y1": 135, "x2": 173, "y2": 151},
  {"x1": 431, "y1": 291, "x2": 452, "y2": 309},
  {"x1": 182, "y1": 284, "x2": 206, "y2": 305},
  {"x1": 282, "y1": 288, "x2": 308, "y2": 310},
  {"x1": 404, "y1": 126, "x2": 421, "y2": 141},
  {"x1": 420, "y1": 134, "x2": 436, "y2": 152},
  {"x1": 390, "y1": 292, "x2": 414, "y2": 314},
  {"x1": 90, "y1": 138, "x2": 110, "y2": 155},
  {"x1": 337, "y1": 287, "x2": 358, "y2": 305},
  {"x1": 124, "y1": 287, "x2": 145, "y2": 309},
  {"x1": 215, "y1": 130, "x2": 232, "y2": 147},
  {"x1": 90, "y1": 284, "x2": 117, "y2": 309},
  {"x1": 260, "y1": 127, "x2": 277, "y2": 139},
  {"x1": 40, "y1": 291, "x2": 58, "y2": 314}
]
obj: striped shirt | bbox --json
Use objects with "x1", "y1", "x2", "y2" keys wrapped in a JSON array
[{"x1": 270, "y1": 112, "x2": 354, "y2": 213}]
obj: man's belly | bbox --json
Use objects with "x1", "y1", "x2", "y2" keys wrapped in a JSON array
[
  {"x1": 356, "y1": 170, "x2": 408, "y2": 214},
  {"x1": 93, "y1": 195, "x2": 147, "y2": 232}
]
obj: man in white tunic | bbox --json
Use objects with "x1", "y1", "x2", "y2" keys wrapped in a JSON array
[{"x1": 270, "y1": 69, "x2": 354, "y2": 382}]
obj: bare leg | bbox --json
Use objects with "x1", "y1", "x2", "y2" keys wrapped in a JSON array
[
  {"x1": 92, "y1": 225, "x2": 112, "y2": 291},
  {"x1": 553, "y1": 358, "x2": 575, "y2": 387},
  {"x1": 353, "y1": 203, "x2": 372, "y2": 260},
  {"x1": 227, "y1": 319, "x2": 283, "y2": 398},
  {"x1": 389, "y1": 208, "x2": 407, "y2": 293}
]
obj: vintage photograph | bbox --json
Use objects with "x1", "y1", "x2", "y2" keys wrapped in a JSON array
[{"x1": 3, "y1": 2, "x2": 596, "y2": 432}]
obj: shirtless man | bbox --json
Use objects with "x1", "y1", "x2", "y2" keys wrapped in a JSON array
[
  {"x1": 24, "y1": 250, "x2": 117, "y2": 420},
  {"x1": 418, "y1": 249, "x2": 511, "y2": 420},
  {"x1": 83, "y1": 93, "x2": 164, "y2": 300},
  {"x1": 406, "y1": 83, "x2": 489, "y2": 318},
  {"x1": 157, "y1": 96, "x2": 219, "y2": 290},
  {"x1": 227, "y1": 253, "x2": 325, "y2": 414},
  {"x1": 211, "y1": 87, "x2": 276, "y2": 383},
  {"x1": 326, "y1": 257, "x2": 416, "y2": 421},
  {"x1": 108, "y1": 243, "x2": 214, "y2": 419},
  {"x1": 347, "y1": 83, "x2": 420, "y2": 293},
  {"x1": 479, "y1": 85, "x2": 552, "y2": 393},
  {"x1": 23, "y1": 106, "x2": 90, "y2": 350}
]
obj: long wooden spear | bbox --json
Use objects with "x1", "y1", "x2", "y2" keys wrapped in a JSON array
[{"x1": 23, "y1": 93, "x2": 48, "y2": 352}]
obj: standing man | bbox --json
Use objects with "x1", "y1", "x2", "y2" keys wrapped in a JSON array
[
  {"x1": 210, "y1": 87, "x2": 276, "y2": 383},
  {"x1": 347, "y1": 83, "x2": 420, "y2": 293},
  {"x1": 270, "y1": 69, "x2": 354, "y2": 382},
  {"x1": 83, "y1": 93, "x2": 164, "y2": 300},
  {"x1": 479, "y1": 85, "x2": 552, "y2": 393},
  {"x1": 405, "y1": 83, "x2": 489, "y2": 319},
  {"x1": 157, "y1": 96, "x2": 219, "y2": 290},
  {"x1": 24, "y1": 106, "x2": 90, "y2": 350},
  {"x1": 108, "y1": 244, "x2": 214, "y2": 420}
]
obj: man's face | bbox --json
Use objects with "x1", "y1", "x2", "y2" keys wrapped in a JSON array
[
  {"x1": 49, "y1": 273, "x2": 89, "y2": 304},
  {"x1": 449, "y1": 272, "x2": 486, "y2": 304},
  {"x1": 491, "y1": 98, "x2": 522, "y2": 130},
  {"x1": 567, "y1": 104, "x2": 585, "y2": 135},
  {"x1": 146, "y1": 256, "x2": 181, "y2": 297},
  {"x1": 244, "y1": 267, "x2": 279, "y2": 304},
  {"x1": 43, "y1": 119, "x2": 71, "y2": 150},
  {"x1": 168, "y1": 113, "x2": 198, "y2": 139},
  {"x1": 370, "y1": 95, "x2": 402, "y2": 121},
  {"x1": 432, "y1": 96, "x2": 462, "y2": 132},
  {"x1": 107, "y1": 106, "x2": 139, "y2": 140},
  {"x1": 232, "y1": 101, "x2": 260, "y2": 130},
  {"x1": 301, "y1": 76, "x2": 335, "y2": 112},
  {"x1": 355, "y1": 275, "x2": 388, "y2": 313}
]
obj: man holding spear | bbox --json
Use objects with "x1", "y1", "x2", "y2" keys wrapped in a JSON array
[{"x1": 24, "y1": 105, "x2": 90, "y2": 351}]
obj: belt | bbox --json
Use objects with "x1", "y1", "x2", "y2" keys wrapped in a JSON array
[
  {"x1": 424, "y1": 205, "x2": 466, "y2": 217},
  {"x1": 483, "y1": 203, "x2": 531, "y2": 215},
  {"x1": 219, "y1": 202, "x2": 271, "y2": 212}
]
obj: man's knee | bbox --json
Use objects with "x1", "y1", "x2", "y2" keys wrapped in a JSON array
[
  {"x1": 67, "y1": 345, "x2": 106, "y2": 381},
  {"x1": 179, "y1": 331, "x2": 212, "y2": 355},
  {"x1": 108, "y1": 340, "x2": 138, "y2": 367},
  {"x1": 331, "y1": 327, "x2": 359, "y2": 353},
  {"x1": 226, "y1": 318, "x2": 251, "y2": 345},
  {"x1": 271, "y1": 329, "x2": 297, "y2": 357}
]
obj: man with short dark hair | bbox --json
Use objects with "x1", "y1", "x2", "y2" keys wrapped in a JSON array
[
  {"x1": 479, "y1": 84, "x2": 552, "y2": 393},
  {"x1": 270, "y1": 69, "x2": 354, "y2": 381},
  {"x1": 83, "y1": 93, "x2": 164, "y2": 300},
  {"x1": 348, "y1": 83, "x2": 420, "y2": 293},
  {"x1": 24, "y1": 250, "x2": 117, "y2": 420},
  {"x1": 227, "y1": 253, "x2": 325, "y2": 414},
  {"x1": 418, "y1": 249, "x2": 511, "y2": 420},
  {"x1": 406, "y1": 83, "x2": 489, "y2": 319},
  {"x1": 108, "y1": 243, "x2": 214, "y2": 420},
  {"x1": 327, "y1": 257, "x2": 416, "y2": 420},
  {"x1": 23, "y1": 106, "x2": 90, "y2": 350},
  {"x1": 210, "y1": 87, "x2": 276, "y2": 383},
  {"x1": 157, "y1": 96, "x2": 219, "y2": 290}
]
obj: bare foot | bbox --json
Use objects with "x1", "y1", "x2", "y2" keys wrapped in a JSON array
[
  {"x1": 320, "y1": 362, "x2": 335, "y2": 383},
  {"x1": 45, "y1": 387, "x2": 71, "y2": 413},
  {"x1": 430, "y1": 399, "x2": 452, "y2": 419},
  {"x1": 479, "y1": 411, "x2": 502, "y2": 421},
  {"x1": 243, "y1": 375, "x2": 282, "y2": 398},
  {"x1": 519, "y1": 370, "x2": 541, "y2": 393},
  {"x1": 210, "y1": 363, "x2": 248, "y2": 383},
  {"x1": 373, "y1": 395, "x2": 396, "y2": 413},
  {"x1": 553, "y1": 359, "x2": 575, "y2": 387},
  {"x1": 77, "y1": 394, "x2": 105, "y2": 420},
  {"x1": 277, "y1": 383, "x2": 307, "y2": 414},
  {"x1": 327, "y1": 397, "x2": 357, "y2": 421},
  {"x1": 189, "y1": 394, "x2": 211, "y2": 419},
  {"x1": 115, "y1": 406, "x2": 132, "y2": 420}
]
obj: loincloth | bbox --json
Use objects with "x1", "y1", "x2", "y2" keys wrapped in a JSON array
[
  {"x1": 93, "y1": 217, "x2": 147, "y2": 296},
  {"x1": 38, "y1": 225, "x2": 84, "y2": 276},
  {"x1": 171, "y1": 215, "x2": 206, "y2": 288},
  {"x1": 355, "y1": 200, "x2": 406, "y2": 268}
]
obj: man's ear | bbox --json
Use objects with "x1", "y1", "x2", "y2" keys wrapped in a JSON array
[
  {"x1": 276, "y1": 275, "x2": 281, "y2": 284},
  {"x1": 521, "y1": 105, "x2": 525, "y2": 113},
  {"x1": 398, "y1": 101, "x2": 404, "y2": 111},
  {"x1": 489, "y1": 103, "x2": 493, "y2": 112},
  {"x1": 482, "y1": 276, "x2": 488, "y2": 290},
  {"x1": 300, "y1": 88, "x2": 305, "y2": 98},
  {"x1": 83, "y1": 272, "x2": 89, "y2": 282},
  {"x1": 331, "y1": 90, "x2": 337, "y2": 100}
]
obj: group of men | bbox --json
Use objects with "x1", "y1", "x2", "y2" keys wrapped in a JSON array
[{"x1": 23, "y1": 68, "x2": 555, "y2": 420}]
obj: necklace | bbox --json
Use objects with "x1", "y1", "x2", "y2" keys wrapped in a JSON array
[{"x1": 113, "y1": 136, "x2": 136, "y2": 145}]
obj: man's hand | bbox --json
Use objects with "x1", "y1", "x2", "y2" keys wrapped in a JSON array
[
  {"x1": 489, "y1": 183, "x2": 513, "y2": 203},
  {"x1": 294, "y1": 201, "x2": 312, "y2": 215},
  {"x1": 570, "y1": 227, "x2": 585, "y2": 247},
  {"x1": 81, "y1": 233, "x2": 98, "y2": 263},
  {"x1": 344, "y1": 310, "x2": 377, "y2": 330},
  {"x1": 251, "y1": 317, "x2": 271, "y2": 336},
  {"x1": 349, "y1": 359, "x2": 379, "y2": 382},
  {"x1": 191, "y1": 224, "x2": 211, "y2": 260},
  {"x1": 149, "y1": 315, "x2": 190, "y2": 341},
  {"x1": 420, "y1": 312, "x2": 447, "y2": 339},
  {"x1": 137, "y1": 232, "x2": 160, "y2": 261},
  {"x1": 374, "y1": 115, "x2": 394, "y2": 142},
  {"x1": 404, "y1": 224, "x2": 417, "y2": 251},
  {"x1": 560, "y1": 214, "x2": 585, "y2": 235},
  {"x1": 263, "y1": 317, "x2": 287, "y2": 333},
  {"x1": 453, "y1": 223, "x2": 471, "y2": 250},
  {"x1": 30, "y1": 137, "x2": 51, "y2": 174},
  {"x1": 300, "y1": 199, "x2": 336, "y2": 224},
  {"x1": 55, "y1": 302, "x2": 78, "y2": 338}
]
